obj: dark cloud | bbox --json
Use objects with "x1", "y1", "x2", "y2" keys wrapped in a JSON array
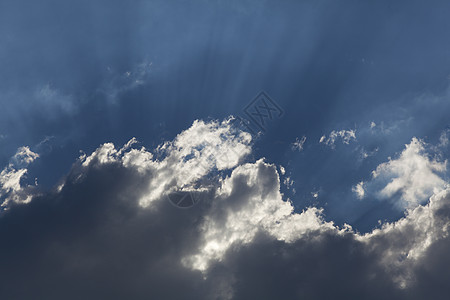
[
  {"x1": 1, "y1": 121, "x2": 450, "y2": 299},
  {"x1": 210, "y1": 231, "x2": 402, "y2": 300},
  {"x1": 0, "y1": 162, "x2": 209, "y2": 299},
  {"x1": 2, "y1": 0, "x2": 450, "y2": 298}
]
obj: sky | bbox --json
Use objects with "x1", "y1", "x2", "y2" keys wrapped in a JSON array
[{"x1": 1, "y1": 0, "x2": 450, "y2": 299}]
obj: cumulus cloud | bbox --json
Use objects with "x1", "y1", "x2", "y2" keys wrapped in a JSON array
[
  {"x1": 359, "y1": 138, "x2": 447, "y2": 209},
  {"x1": 80, "y1": 118, "x2": 252, "y2": 208},
  {"x1": 1, "y1": 120, "x2": 450, "y2": 299},
  {"x1": 319, "y1": 129, "x2": 356, "y2": 148},
  {"x1": 0, "y1": 146, "x2": 39, "y2": 209},
  {"x1": 361, "y1": 188, "x2": 450, "y2": 289}
]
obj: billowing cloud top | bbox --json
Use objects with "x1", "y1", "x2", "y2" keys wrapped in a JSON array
[
  {"x1": 354, "y1": 137, "x2": 448, "y2": 210},
  {"x1": 1, "y1": 119, "x2": 450, "y2": 299},
  {"x1": 0, "y1": 146, "x2": 39, "y2": 208}
]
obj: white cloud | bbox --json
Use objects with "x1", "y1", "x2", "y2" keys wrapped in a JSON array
[
  {"x1": 182, "y1": 159, "x2": 337, "y2": 271},
  {"x1": 75, "y1": 119, "x2": 340, "y2": 271},
  {"x1": 53, "y1": 121, "x2": 450, "y2": 281},
  {"x1": 283, "y1": 176, "x2": 294, "y2": 189},
  {"x1": 320, "y1": 129, "x2": 356, "y2": 147},
  {"x1": 352, "y1": 181, "x2": 365, "y2": 199},
  {"x1": 371, "y1": 138, "x2": 447, "y2": 209},
  {"x1": 11, "y1": 146, "x2": 40, "y2": 167},
  {"x1": 360, "y1": 146, "x2": 379, "y2": 160},
  {"x1": 3, "y1": 119, "x2": 450, "y2": 296},
  {"x1": 0, "y1": 146, "x2": 39, "y2": 208},
  {"x1": 81, "y1": 118, "x2": 252, "y2": 208},
  {"x1": 438, "y1": 129, "x2": 450, "y2": 148},
  {"x1": 292, "y1": 135, "x2": 306, "y2": 151}
]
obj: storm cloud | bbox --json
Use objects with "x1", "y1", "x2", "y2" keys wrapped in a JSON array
[
  {"x1": 2, "y1": 0, "x2": 450, "y2": 298},
  {"x1": 1, "y1": 120, "x2": 450, "y2": 299}
]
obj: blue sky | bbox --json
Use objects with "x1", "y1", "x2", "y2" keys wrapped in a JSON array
[
  {"x1": 2, "y1": 0, "x2": 450, "y2": 230},
  {"x1": 1, "y1": 1, "x2": 450, "y2": 298}
]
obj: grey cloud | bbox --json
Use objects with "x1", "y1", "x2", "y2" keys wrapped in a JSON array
[
  {"x1": 208, "y1": 231, "x2": 402, "y2": 300},
  {"x1": 1, "y1": 120, "x2": 450, "y2": 299},
  {"x1": 0, "y1": 163, "x2": 210, "y2": 299}
]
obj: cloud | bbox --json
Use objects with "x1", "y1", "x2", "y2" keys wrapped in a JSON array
[
  {"x1": 10, "y1": 146, "x2": 39, "y2": 167},
  {"x1": 438, "y1": 128, "x2": 450, "y2": 148},
  {"x1": 0, "y1": 146, "x2": 39, "y2": 209},
  {"x1": 359, "y1": 146, "x2": 379, "y2": 160},
  {"x1": 359, "y1": 138, "x2": 447, "y2": 209},
  {"x1": 99, "y1": 61, "x2": 153, "y2": 104},
  {"x1": 80, "y1": 118, "x2": 252, "y2": 208},
  {"x1": 319, "y1": 129, "x2": 356, "y2": 148},
  {"x1": 361, "y1": 188, "x2": 450, "y2": 289},
  {"x1": 35, "y1": 84, "x2": 77, "y2": 115},
  {"x1": 181, "y1": 159, "x2": 337, "y2": 272},
  {"x1": 1, "y1": 119, "x2": 450, "y2": 299},
  {"x1": 353, "y1": 181, "x2": 366, "y2": 199},
  {"x1": 209, "y1": 187, "x2": 450, "y2": 299},
  {"x1": 292, "y1": 135, "x2": 306, "y2": 151}
]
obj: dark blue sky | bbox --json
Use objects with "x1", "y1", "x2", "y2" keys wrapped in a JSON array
[
  {"x1": 3, "y1": 2, "x2": 450, "y2": 299},
  {"x1": 1, "y1": 0, "x2": 450, "y2": 232}
]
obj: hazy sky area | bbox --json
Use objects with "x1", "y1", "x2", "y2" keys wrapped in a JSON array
[{"x1": 1, "y1": 1, "x2": 450, "y2": 299}]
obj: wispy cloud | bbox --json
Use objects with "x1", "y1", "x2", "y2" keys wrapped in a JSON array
[
  {"x1": 292, "y1": 135, "x2": 306, "y2": 151},
  {"x1": 319, "y1": 129, "x2": 356, "y2": 148}
]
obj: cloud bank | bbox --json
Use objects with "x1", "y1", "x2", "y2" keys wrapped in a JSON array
[{"x1": 1, "y1": 119, "x2": 450, "y2": 299}]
